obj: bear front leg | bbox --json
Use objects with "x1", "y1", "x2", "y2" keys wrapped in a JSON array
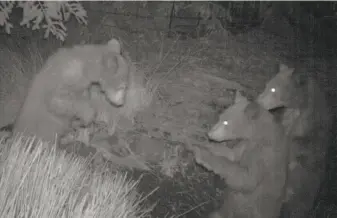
[
  {"x1": 194, "y1": 146, "x2": 265, "y2": 192},
  {"x1": 46, "y1": 89, "x2": 97, "y2": 127}
]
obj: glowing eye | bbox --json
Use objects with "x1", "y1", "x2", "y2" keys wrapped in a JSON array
[
  {"x1": 271, "y1": 88, "x2": 276, "y2": 93},
  {"x1": 223, "y1": 121, "x2": 228, "y2": 125}
]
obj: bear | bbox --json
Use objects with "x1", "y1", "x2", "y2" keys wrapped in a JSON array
[
  {"x1": 194, "y1": 91, "x2": 289, "y2": 218},
  {"x1": 257, "y1": 63, "x2": 332, "y2": 218},
  {"x1": 257, "y1": 63, "x2": 331, "y2": 138},
  {"x1": 204, "y1": 92, "x2": 251, "y2": 162},
  {"x1": 11, "y1": 38, "x2": 130, "y2": 144}
]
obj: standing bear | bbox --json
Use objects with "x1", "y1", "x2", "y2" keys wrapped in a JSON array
[
  {"x1": 194, "y1": 91, "x2": 289, "y2": 218},
  {"x1": 257, "y1": 63, "x2": 332, "y2": 218}
]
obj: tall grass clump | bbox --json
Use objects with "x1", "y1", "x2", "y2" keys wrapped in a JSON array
[{"x1": 0, "y1": 135, "x2": 154, "y2": 218}]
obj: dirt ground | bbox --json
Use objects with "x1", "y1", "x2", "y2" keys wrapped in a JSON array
[{"x1": 0, "y1": 3, "x2": 336, "y2": 217}]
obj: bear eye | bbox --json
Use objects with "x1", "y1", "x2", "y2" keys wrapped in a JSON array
[
  {"x1": 223, "y1": 120, "x2": 228, "y2": 126},
  {"x1": 270, "y1": 88, "x2": 276, "y2": 93}
]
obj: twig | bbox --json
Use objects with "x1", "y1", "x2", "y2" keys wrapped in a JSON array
[{"x1": 175, "y1": 200, "x2": 209, "y2": 218}]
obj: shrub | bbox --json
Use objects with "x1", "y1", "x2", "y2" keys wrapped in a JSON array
[
  {"x1": 0, "y1": 135, "x2": 153, "y2": 218},
  {"x1": 0, "y1": 1, "x2": 87, "y2": 41}
]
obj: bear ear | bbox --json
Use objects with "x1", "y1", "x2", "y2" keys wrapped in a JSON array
[
  {"x1": 234, "y1": 90, "x2": 247, "y2": 104},
  {"x1": 279, "y1": 63, "x2": 295, "y2": 78},
  {"x1": 244, "y1": 101, "x2": 261, "y2": 120},
  {"x1": 279, "y1": 63, "x2": 289, "y2": 72},
  {"x1": 107, "y1": 38, "x2": 121, "y2": 54}
]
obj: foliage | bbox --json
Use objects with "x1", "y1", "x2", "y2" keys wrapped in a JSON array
[
  {"x1": 169, "y1": 1, "x2": 272, "y2": 34},
  {"x1": 180, "y1": 2, "x2": 231, "y2": 32},
  {"x1": 0, "y1": 1, "x2": 87, "y2": 41}
]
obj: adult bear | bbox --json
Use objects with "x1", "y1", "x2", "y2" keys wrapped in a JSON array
[{"x1": 11, "y1": 38, "x2": 130, "y2": 144}]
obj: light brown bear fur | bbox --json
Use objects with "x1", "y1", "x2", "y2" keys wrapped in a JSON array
[
  {"x1": 12, "y1": 39, "x2": 130, "y2": 144},
  {"x1": 195, "y1": 92, "x2": 289, "y2": 218},
  {"x1": 257, "y1": 63, "x2": 331, "y2": 218},
  {"x1": 257, "y1": 63, "x2": 332, "y2": 138}
]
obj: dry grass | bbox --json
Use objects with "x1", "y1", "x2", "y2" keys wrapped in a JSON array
[{"x1": 0, "y1": 135, "x2": 155, "y2": 218}]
